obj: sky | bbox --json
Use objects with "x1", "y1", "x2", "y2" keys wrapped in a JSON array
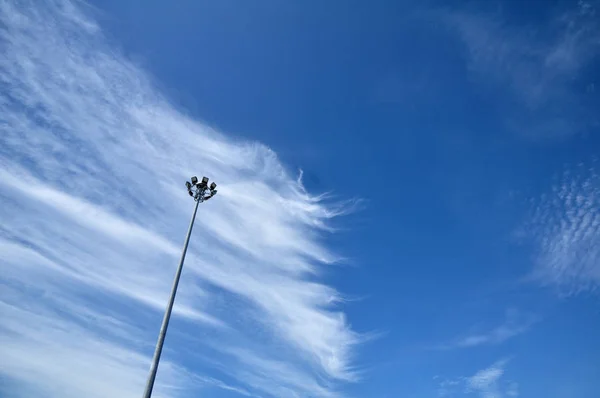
[{"x1": 1, "y1": 0, "x2": 600, "y2": 397}]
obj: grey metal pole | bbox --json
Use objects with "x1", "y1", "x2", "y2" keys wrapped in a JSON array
[{"x1": 142, "y1": 198, "x2": 200, "y2": 398}]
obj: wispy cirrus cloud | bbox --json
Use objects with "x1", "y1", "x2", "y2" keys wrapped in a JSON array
[
  {"x1": 441, "y1": 310, "x2": 537, "y2": 349},
  {"x1": 523, "y1": 160, "x2": 600, "y2": 295},
  {"x1": 0, "y1": 1, "x2": 363, "y2": 397},
  {"x1": 435, "y1": 359, "x2": 517, "y2": 398},
  {"x1": 465, "y1": 360, "x2": 512, "y2": 398},
  {"x1": 442, "y1": 0, "x2": 600, "y2": 139}
]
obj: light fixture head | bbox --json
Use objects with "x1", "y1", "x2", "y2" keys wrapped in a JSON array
[
  {"x1": 191, "y1": 176, "x2": 198, "y2": 185},
  {"x1": 210, "y1": 182, "x2": 217, "y2": 190},
  {"x1": 185, "y1": 181, "x2": 192, "y2": 189},
  {"x1": 211, "y1": 189, "x2": 217, "y2": 196},
  {"x1": 188, "y1": 190, "x2": 193, "y2": 197},
  {"x1": 202, "y1": 176, "x2": 209, "y2": 185}
]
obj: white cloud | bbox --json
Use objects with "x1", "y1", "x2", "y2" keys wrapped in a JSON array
[
  {"x1": 435, "y1": 360, "x2": 518, "y2": 398},
  {"x1": 434, "y1": 376, "x2": 461, "y2": 397},
  {"x1": 465, "y1": 360, "x2": 507, "y2": 398},
  {"x1": 447, "y1": 310, "x2": 537, "y2": 349},
  {"x1": 0, "y1": 0, "x2": 362, "y2": 397},
  {"x1": 524, "y1": 161, "x2": 600, "y2": 295},
  {"x1": 441, "y1": 0, "x2": 600, "y2": 139}
]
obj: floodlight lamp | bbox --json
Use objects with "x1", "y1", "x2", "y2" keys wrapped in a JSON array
[
  {"x1": 188, "y1": 190, "x2": 193, "y2": 197},
  {"x1": 185, "y1": 181, "x2": 192, "y2": 189},
  {"x1": 191, "y1": 176, "x2": 198, "y2": 185},
  {"x1": 211, "y1": 190, "x2": 217, "y2": 196},
  {"x1": 210, "y1": 182, "x2": 217, "y2": 190},
  {"x1": 202, "y1": 176, "x2": 209, "y2": 184}
]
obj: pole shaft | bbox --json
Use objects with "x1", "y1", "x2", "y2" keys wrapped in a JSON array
[{"x1": 142, "y1": 198, "x2": 201, "y2": 398}]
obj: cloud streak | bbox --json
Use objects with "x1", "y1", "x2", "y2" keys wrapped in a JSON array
[
  {"x1": 441, "y1": 0, "x2": 600, "y2": 139},
  {"x1": 435, "y1": 359, "x2": 517, "y2": 398},
  {"x1": 0, "y1": 0, "x2": 362, "y2": 397},
  {"x1": 443, "y1": 310, "x2": 537, "y2": 349},
  {"x1": 465, "y1": 360, "x2": 511, "y2": 398}
]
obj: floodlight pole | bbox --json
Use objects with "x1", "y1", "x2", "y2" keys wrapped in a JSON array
[{"x1": 142, "y1": 177, "x2": 217, "y2": 398}]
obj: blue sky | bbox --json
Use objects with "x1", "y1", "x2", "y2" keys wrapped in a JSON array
[{"x1": 1, "y1": 0, "x2": 600, "y2": 397}]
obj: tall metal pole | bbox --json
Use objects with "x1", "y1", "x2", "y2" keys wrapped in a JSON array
[{"x1": 142, "y1": 198, "x2": 200, "y2": 398}]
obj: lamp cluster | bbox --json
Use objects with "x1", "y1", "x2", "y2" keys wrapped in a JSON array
[{"x1": 185, "y1": 176, "x2": 217, "y2": 202}]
